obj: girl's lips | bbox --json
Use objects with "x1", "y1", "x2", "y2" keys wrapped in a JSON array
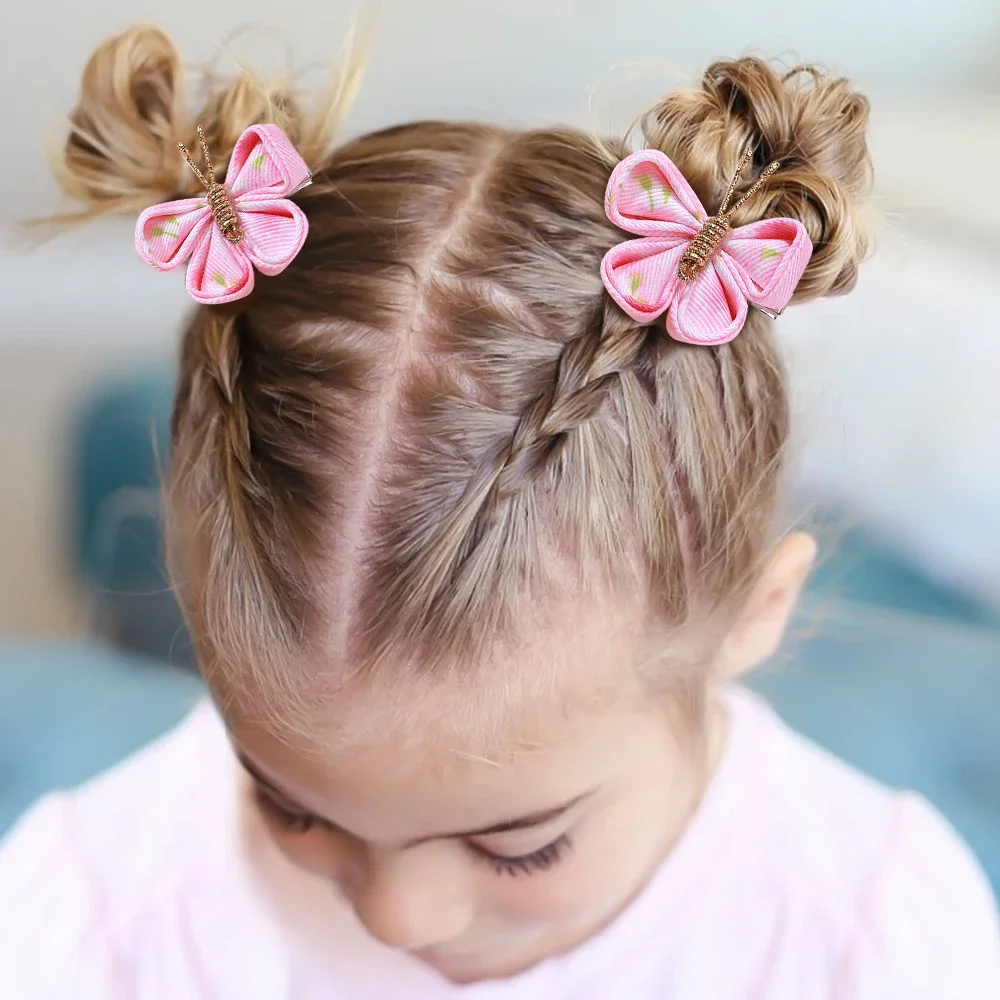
[{"x1": 414, "y1": 946, "x2": 484, "y2": 970}]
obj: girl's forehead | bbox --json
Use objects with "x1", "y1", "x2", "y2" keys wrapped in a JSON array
[
  {"x1": 215, "y1": 585, "x2": 651, "y2": 761},
  {"x1": 223, "y1": 653, "x2": 643, "y2": 779},
  {"x1": 226, "y1": 689, "x2": 668, "y2": 846},
  {"x1": 216, "y1": 590, "x2": 670, "y2": 845},
  {"x1": 233, "y1": 694, "x2": 629, "y2": 787}
]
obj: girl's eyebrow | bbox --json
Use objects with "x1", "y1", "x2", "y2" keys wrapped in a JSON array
[
  {"x1": 236, "y1": 750, "x2": 594, "y2": 844},
  {"x1": 423, "y1": 793, "x2": 593, "y2": 843}
]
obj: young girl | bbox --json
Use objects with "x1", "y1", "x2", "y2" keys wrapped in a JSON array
[{"x1": 2, "y1": 24, "x2": 999, "y2": 999}]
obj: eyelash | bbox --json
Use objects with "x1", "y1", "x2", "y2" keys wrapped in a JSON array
[
  {"x1": 254, "y1": 788, "x2": 320, "y2": 834},
  {"x1": 477, "y1": 836, "x2": 571, "y2": 877},
  {"x1": 254, "y1": 789, "x2": 571, "y2": 877}
]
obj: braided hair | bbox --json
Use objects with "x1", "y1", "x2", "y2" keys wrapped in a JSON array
[{"x1": 59, "y1": 26, "x2": 872, "y2": 727}]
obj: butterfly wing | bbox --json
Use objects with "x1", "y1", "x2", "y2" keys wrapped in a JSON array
[
  {"x1": 600, "y1": 236, "x2": 688, "y2": 324},
  {"x1": 605, "y1": 150, "x2": 705, "y2": 237},
  {"x1": 601, "y1": 149, "x2": 710, "y2": 322},
  {"x1": 226, "y1": 124, "x2": 312, "y2": 200},
  {"x1": 134, "y1": 199, "x2": 211, "y2": 271},
  {"x1": 235, "y1": 200, "x2": 309, "y2": 277},
  {"x1": 184, "y1": 224, "x2": 255, "y2": 305},
  {"x1": 665, "y1": 258, "x2": 748, "y2": 346},
  {"x1": 223, "y1": 124, "x2": 312, "y2": 280},
  {"x1": 720, "y1": 218, "x2": 812, "y2": 316}
]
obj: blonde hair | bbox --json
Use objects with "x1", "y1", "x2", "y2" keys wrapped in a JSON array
[{"x1": 59, "y1": 25, "x2": 873, "y2": 723}]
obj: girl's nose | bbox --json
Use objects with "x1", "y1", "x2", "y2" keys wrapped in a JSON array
[{"x1": 349, "y1": 843, "x2": 475, "y2": 952}]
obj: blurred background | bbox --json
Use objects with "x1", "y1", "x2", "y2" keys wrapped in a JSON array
[{"x1": 1, "y1": 0, "x2": 998, "y2": 893}]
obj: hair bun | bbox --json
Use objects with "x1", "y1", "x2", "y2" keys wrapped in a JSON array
[
  {"x1": 60, "y1": 26, "x2": 186, "y2": 216},
  {"x1": 58, "y1": 24, "x2": 307, "y2": 222},
  {"x1": 641, "y1": 57, "x2": 873, "y2": 300}
]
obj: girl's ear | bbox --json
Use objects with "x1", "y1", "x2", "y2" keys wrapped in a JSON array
[{"x1": 716, "y1": 532, "x2": 817, "y2": 680}]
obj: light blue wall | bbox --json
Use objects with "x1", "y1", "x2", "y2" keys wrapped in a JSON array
[{"x1": 3, "y1": 0, "x2": 999, "y2": 227}]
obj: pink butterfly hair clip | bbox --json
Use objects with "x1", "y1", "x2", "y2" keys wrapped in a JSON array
[
  {"x1": 135, "y1": 123, "x2": 312, "y2": 304},
  {"x1": 600, "y1": 144, "x2": 813, "y2": 345}
]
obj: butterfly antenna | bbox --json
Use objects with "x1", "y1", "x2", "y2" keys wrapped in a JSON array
[
  {"x1": 724, "y1": 157, "x2": 782, "y2": 219},
  {"x1": 177, "y1": 126, "x2": 213, "y2": 190},
  {"x1": 718, "y1": 144, "x2": 756, "y2": 216}
]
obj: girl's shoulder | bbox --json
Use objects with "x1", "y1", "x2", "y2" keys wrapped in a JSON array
[
  {"x1": 0, "y1": 700, "x2": 258, "y2": 997},
  {"x1": 0, "y1": 697, "x2": 234, "y2": 887},
  {"x1": 718, "y1": 686, "x2": 1000, "y2": 993}
]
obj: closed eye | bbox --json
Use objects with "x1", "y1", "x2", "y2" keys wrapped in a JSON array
[
  {"x1": 471, "y1": 836, "x2": 571, "y2": 877},
  {"x1": 253, "y1": 785, "x2": 323, "y2": 834}
]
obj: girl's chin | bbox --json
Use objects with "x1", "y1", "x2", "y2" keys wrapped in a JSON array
[{"x1": 413, "y1": 943, "x2": 539, "y2": 984}]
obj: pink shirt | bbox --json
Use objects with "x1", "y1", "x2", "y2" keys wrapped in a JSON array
[{"x1": 2, "y1": 686, "x2": 998, "y2": 999}]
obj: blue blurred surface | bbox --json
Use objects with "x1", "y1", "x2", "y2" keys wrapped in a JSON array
[
  {"x1": 749, "y1": 602, "x2": 1000, "y2": 891},
  {"x1": 0, "y1": 643, "x2": 203, "y2": 835},
  {"x1": 71, "y1": 372, "x2": 173, "y2": 590}
]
